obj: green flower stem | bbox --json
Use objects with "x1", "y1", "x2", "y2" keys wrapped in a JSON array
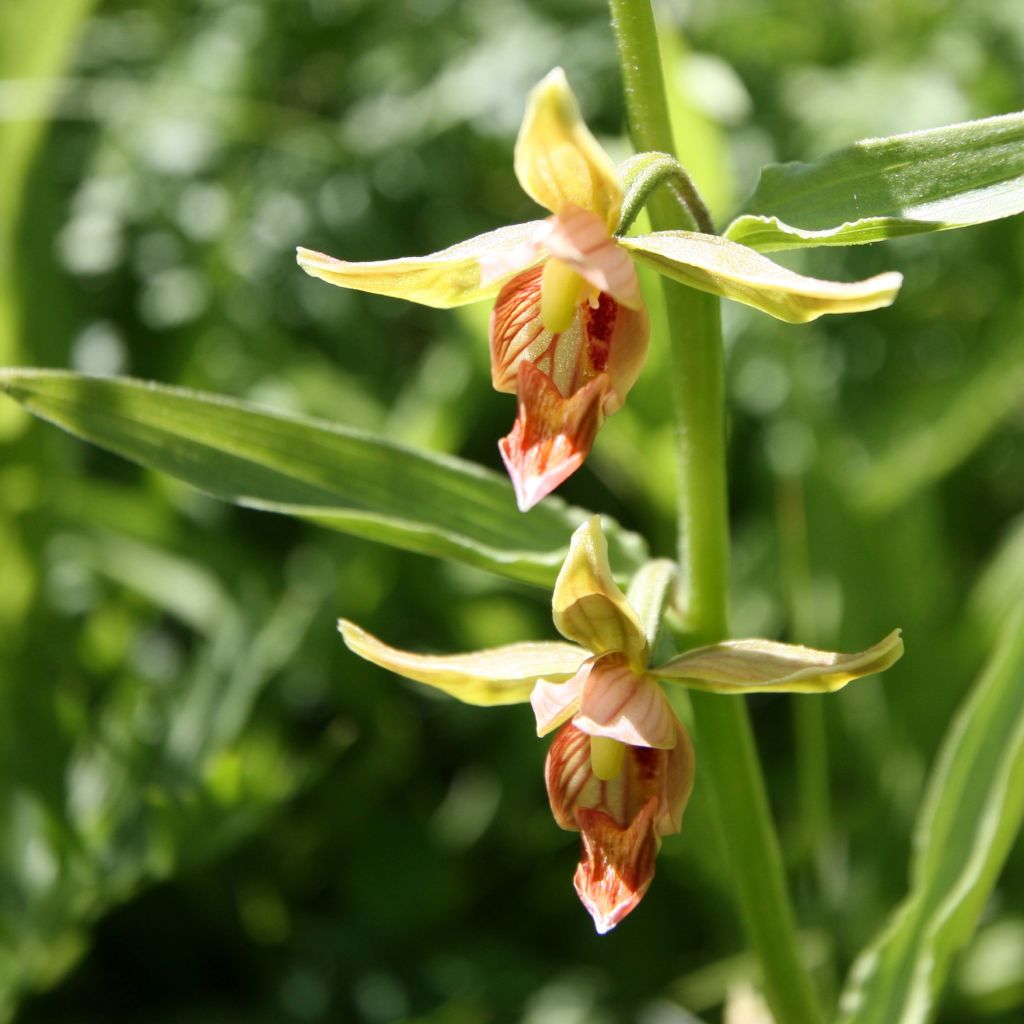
[
  {"x1": 608, "y1": 3, "x2": 825, "y2": 1022},
  {"x1": 616, "y1": 151, "x2": 714, "y2": 235}
]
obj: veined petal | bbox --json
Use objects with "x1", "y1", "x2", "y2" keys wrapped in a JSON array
[
  {"x1": 544, "y1": 205, "x2": 642, "y2": 310},
  {"x1": 620, "y1": 231, "x2": 903, "y2": 323},
  {"x1": 552, "y1": 516, "x2": 648, "y2": 665},
  {"x1": 625, "y1": 559, "x2": 677, "y2": 650},
  {"x1": 489, "y1": 268, "x2": 649, "y2": 416},
  {"x1": 296, "y1": 221, "x2": 546, "y2": 309},
  {"x1": 600, "y1": 297, "x2": 650, "y2": 415},
  {"x1": 574, "y1": 652, "x2": 678, "y2": 749},
  {"x1": 574, "y1": 799, "x2": 659, "y2": 934},
  {"x1": 653, "y1": 628, "x2": 904, "y2": 694},
  {"x1": 531, "y1": 674, "x2": 585, "y2": 736},
  {"x1": 498, "y1": 363, "x2": 606, "y2": 511},
  {"x1": 514, "y1": 68, "x2": 622, "y2": 231},
  {"x1": 545, "y1": 721, "x2": 694, "y2": 837},
  {"x1": 545, "y1": 722, "x2": 598, "y2": 830},
  {"x1": 545, "y1": 718, "x2": 695, "y2": 931},
  {"x1": 490, "y1": 266, "x2": 589, "y2": 397},
  {"x1": 339, "y1": 619, "x2": 589, "y2": 706}
]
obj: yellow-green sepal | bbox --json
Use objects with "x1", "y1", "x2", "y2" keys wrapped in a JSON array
[
  {"x1": 552, "y1": 517, "x2": 648, "y2": 667},
  {"x1": 339, "y1": 620, "x2": 589, "y2": 706},
  {"x1": 514, "y1": 68, "x2": 622, "y2": 231},
  {"x1": 653, "y1": 629, "x2": 904, "y2": 694},
  {"x1": 296, "y1": 220, "x2": 546, "y2": 309},
  {"x1": 625, "y1": 559, "x2": 677, "y2": 650},
  {"x1": 619, "y1": 231, "x2": 903, "y2": 323}
]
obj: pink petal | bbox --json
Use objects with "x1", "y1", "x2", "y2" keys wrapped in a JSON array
[
  {"x1": 531, "y1": 673, "x2": 585, "y2": 736},
  {"x1": 498, "y1": 362, "x2": 607, "y2": 510},
  {"x1": 573, "y1": 653, "x2": 678, "y2": 749},
  {"x1": 489, "y1": 266, "x2": 589, "y2": 399},
  {"x1": 543, "y1": 720, "x2": 694, "y2": 840},
  {"x1": 573, "y1": 798, "x2": 659, "y2": 934},
  {"x1": 477, "y1": 230, "x2": 547, "y2": 287},
  {"x1": 600, "y1": 300, "x2": 649, "y2": 415},
  {"x1": 544, "y1": 205, "x2": 642, "y2": 310},
  {"x1": 488, "y1": 264, "x2": 649, "y2": 418},
  {"x1": 544, "y1": 722, "x2": 600, "y2": 831}
]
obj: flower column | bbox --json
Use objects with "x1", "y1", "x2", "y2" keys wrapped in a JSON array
[{"x1": 609, "y1": 2, "x2": 826, "y2": 1022}]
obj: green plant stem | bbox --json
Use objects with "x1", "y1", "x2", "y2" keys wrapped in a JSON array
[
  {"x1": 616, "y1": 152, "x2": 714, "y2": 234},
  {"x1": 608, "y1": 3, "x2": 825, "y2": 1022}
]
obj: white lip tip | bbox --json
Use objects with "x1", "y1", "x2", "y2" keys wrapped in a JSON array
[
  {"x1": 516, "y1": 489, "x2": 543, "y2": 512},
  {"x1": 586, "y1": 907, "x2": 621, "y2": 935}
]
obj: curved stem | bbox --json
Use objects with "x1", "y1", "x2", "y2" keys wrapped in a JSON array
[
  {"x1": 617, "y1": 151, "x2": 715, "y2": 235},
  {"x1": 608, "y1": 4, "x2": 825, "y2": 1022}
]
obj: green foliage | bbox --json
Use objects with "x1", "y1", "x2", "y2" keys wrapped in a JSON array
[
  {"x1": 1, "y1": 0, "x2": 1023, "y2": 1021},
  {"x1": 839, "y1": 607, "x2": 1024, "y2": 1024},
  {"x1": 0, "y1": 0, "x2": 96, "y2": 426},
  {"x1": 727, "y1": 112, "x2": 1024, "y2": 250},
  {"x1": 0, "y1": 531, "x2": 338, "y2": 1021},
  {"x1": 0, "y1": 370, "x2": 645, "y2": 587}
]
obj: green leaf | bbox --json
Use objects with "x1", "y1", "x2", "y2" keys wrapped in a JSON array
[
  {"x1": 967, "y1": 515, "x2": 1024, "y2": 648},
  {"x1": 838, "y1": 606, "x2": 1024, "y2": 1024},
  {"x1": 725, "y1": 112, "x2": 1024, "y2": 252},
  {"x1": 0, "y1": 0, "x2": 97, "y2": 255},
  {"x1": 0, "y1": 0, "x2": 96, "y2": 437},
  {"x1": 0, "y1": 370, "x2": 646, "y2": 586}
]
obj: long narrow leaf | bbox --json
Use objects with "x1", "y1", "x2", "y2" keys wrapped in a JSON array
[
  {"x1": 838, "y1": 605, "x2": 1024, "y2": 1024},
  {"x1": 0, "y1": 370, "x2": 646, "y2": 586},
  {"x1": 725, "y1": 112, "x2": 1024, "y2": 251},
  {"x1": 0, "y1": 0, "x2": 96, "y2": 434}
]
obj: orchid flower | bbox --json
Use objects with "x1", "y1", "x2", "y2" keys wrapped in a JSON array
[
  {"x1": 337, "y1": 516, "x2": 903, "y2": 933},
  {"x1": 298, "y1": 69, "x2": 903, "y2": 510}
]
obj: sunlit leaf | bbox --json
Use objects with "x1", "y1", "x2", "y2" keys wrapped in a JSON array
[
  {"x1": 838, "y1": 607, "x2": 1024, "y2": 1024},
  {"x1": 0, "y1": 0, "x2": 96, "y2": 435},
  {"x1": 0, "y1": 370, "x2": 647, "y2": 586},
  {"x1": 726, "y1": 111, "x2": 1024, "y2": 251}
]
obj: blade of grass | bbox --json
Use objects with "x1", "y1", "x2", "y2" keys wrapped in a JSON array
[
  {"x1": 0, "y1": 0, "x2": 96, "y2": 436},
  {"x1": 0, "y1": 369, "x2": 647, "y2": 586},
  {"x1": 839, "y1": 605, "x2": 1024, "y2": 1024}
]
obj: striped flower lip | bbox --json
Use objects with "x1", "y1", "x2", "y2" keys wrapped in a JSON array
[
  {"x1": 336, "y1": 516, "x2": 904, "y2": 933},
  {"x1": 545, "y1": 721, "x2": 693, "y2": 934},
  {"x1": 298, "y1": 67, "x2": 903, "y2": 510}
]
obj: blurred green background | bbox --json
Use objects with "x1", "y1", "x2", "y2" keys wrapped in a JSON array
[{"x1": 2, "y1": 0, "x2": 1023, "y2": 1020}]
